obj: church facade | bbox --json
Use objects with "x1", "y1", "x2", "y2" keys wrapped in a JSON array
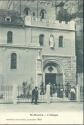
[{"x1": 0, "y1": 0, "x2": 77, "y2": 101}]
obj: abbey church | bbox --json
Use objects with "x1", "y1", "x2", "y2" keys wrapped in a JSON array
[{"x1": 0, "y1": 0, "x2": 80, "y2": 102}]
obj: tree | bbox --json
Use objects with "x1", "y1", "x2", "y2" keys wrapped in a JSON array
[
  {"x1": 64, "y1": 0, "x2": 78, "y2": 15},
  {"x1": 57, "y1": 6, "x2": 71, "y2": 22}
]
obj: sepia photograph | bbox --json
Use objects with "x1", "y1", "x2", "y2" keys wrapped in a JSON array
[{"x1": 0, "y1": 0, "x2": 83, "y2": 124}]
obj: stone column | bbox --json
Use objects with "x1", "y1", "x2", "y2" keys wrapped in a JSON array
[
  {"x1": 46, "y1": 84, "x2": 50, "y2": 104},
  {"x1": 13, "y1": 84, "x2": 17, "y2": 104},
  {"x1": 76, "y1": 84, "x2": 80, "y2": 102}
]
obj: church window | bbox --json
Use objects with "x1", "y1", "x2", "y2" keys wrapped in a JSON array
[
  {"x1": 33, "y1": 12, "x2": 35, "y2": 16},
  {"x1": 24, "y1": 8, "x2": 31, "y2": 16},
  {"x1": 7, "y1": 31, "x2": 13, "y2": 43},
  {"x1": 59, "y1": 36, "x2": 63, "y2": 47},
  {"x1": 11, "y1": 53, "x2": 17, "y2": 69},
  {"x1": 39, "y1": 34, "x2": 44, "y2": 46},
  {"x1": 5, "y1": 16, "x2": 11, "y2": 22},
  {"x1": 40, "y1": 9, "x2": 46, "y2": 20}
]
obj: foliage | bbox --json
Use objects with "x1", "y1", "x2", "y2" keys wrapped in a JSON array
[{"x1": 56, "y1": 0, "x2": 83, "y2": 22}]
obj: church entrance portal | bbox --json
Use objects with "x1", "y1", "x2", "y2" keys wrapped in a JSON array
[
  {"x1": 45, "y1": 73, "x2": 63, "y2": 97},
  {"x1": 43, "y1": 61, "x2": 64, "y2": 98},
  {"x1": 45, "y1": 73, "x2": 63, "y2": 86},
  {"x1": 45, "y1": 73, "x2": 56, "y2": 85}
]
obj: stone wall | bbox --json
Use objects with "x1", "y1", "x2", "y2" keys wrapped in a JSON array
[
  {"x1": 0, "y1": 47, "x2": 40, "y2": 86},
  {"x1": 42, "y1": 55, "x2": 76, "y2": 86},
  {"x1": 77, "y1": 73, "x2": 84, "y2": 101}
]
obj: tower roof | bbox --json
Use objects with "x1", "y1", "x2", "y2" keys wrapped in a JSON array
[{"x1": 0, "y1": 9, "x2": 24, "y2": 26}]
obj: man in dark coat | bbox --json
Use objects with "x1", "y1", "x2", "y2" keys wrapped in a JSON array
[{"x1": 31, "y1": 87, "x2": 38, "y2": 104}]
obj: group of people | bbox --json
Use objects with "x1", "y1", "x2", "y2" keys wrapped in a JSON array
[
  {"x1": 49, "y1": 83, "x2": 76, "y2": 100},
  {"x1": 50, "y1": 84, "x2": 64, "y2": 98},
  {"x1": 31, "y1": 83, "x2": 76, "y2": 105},
  {"x1": 65, "y1": 83, "x2": 76, "y2": 100}
]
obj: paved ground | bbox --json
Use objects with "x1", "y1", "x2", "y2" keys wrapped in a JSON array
[
  {"x1": 0, "y1": 102, "x2": 83, "y2": 112},
  {"x1": 0, "y1": 102, "x2": 83, "y2": 124}
]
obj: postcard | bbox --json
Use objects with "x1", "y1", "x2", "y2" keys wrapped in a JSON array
[{"x1": 0, "y1": 0, "x2": 83, "y2": 124}]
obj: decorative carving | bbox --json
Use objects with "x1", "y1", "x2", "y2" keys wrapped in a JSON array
[
  {"x1": 48, "y1": 66, "x2": 53, "y2": 72},
  {"x1": 38, "y1": 50, "x2": 41, "y2": 59},
  {"x1": 49, "y1": 34, "x2": 55, "y2": 48}
]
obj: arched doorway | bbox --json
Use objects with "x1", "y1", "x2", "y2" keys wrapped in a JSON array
[{"x1": 43, "y1": 61, "x2": 64, "y2": 97}]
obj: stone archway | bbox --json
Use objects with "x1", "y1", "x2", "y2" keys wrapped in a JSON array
[
  {"x1": 43, "y1": 61, "x2": 64, "y2": 86},
  {"x1": 42, "y1": 60, "x2": 65, "y2": 97}
]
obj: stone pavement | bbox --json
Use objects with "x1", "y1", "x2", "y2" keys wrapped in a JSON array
[
  {"x1": 0, "y1": 102, "x2": 83, "y2": 124},
  {"x1": 0, "y1": 102, "x2": 83, "y2": 112}
]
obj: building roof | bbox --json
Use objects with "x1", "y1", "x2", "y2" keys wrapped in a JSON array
[{"x1": 0, "y1": 9, "x2": 24, "y2": 26}]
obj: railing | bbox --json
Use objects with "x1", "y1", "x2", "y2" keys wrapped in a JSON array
[
  {"x1": 25, "y1": 16, "x2": 75, "y2": 31},
  {"x1": 17, "y1": 84, "x2": 76, "y2": 103},
  {"x1": 0, "y1": 84, "x2": 77, "y2": 104},
  {"x1": 17, "y1": 85, "x2": 32, "y2": 103},
  {"x1": 0, "y1": 85, "x2": 13, "y2": 103}
]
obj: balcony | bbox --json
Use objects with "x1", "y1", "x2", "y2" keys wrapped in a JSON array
[{"x1": 25, "y1": 16, "x2": 75, "y2": 31}]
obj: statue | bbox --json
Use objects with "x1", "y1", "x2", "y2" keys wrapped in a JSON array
[{"x1": 49, "y1": 34, "x2": 55, "y2": 48}]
